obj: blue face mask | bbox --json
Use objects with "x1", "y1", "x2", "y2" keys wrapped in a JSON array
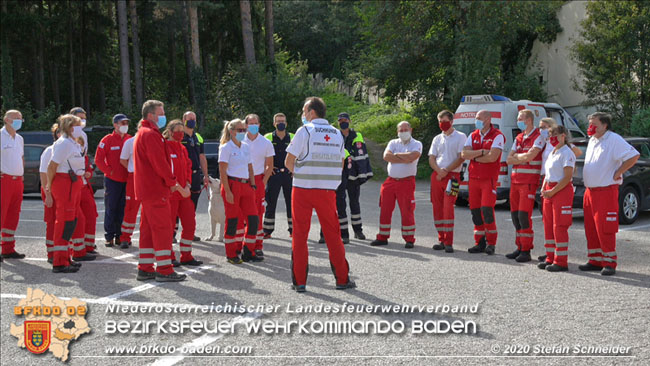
[
  {"x1": 185, "y1": 119, "x2": 196, "y2": 129},
  {"x1": 517, "y1": 121, "x2": 526, "y2": 131},
  {"x1": 248, "y1": 124, "x2": 259, "y2": 135},
  {"x1": 157, "y1": 115, "x2": 167, "y2": 129},
  {"x1": 11, "y1": 119, "x2": 22, "y2": 131},
  {"x1": 235, "y1": 132, "x2": 246, "y2": 142},
  {"x1": 302, "y1": 116, "x2": 309, "y2": 125},
  {"x1": 475, "y1": 119, "x2": 484, "y2": 130},
  {"x1": 540, "y1": 129, "x2": 549, "y2": 139}
]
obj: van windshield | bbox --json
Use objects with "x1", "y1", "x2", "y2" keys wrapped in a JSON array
[{"x1": 453, "y1": 124, "x2": 500, "y2": 136}]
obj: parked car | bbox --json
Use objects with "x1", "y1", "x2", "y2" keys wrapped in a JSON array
[
  {"x1": 454, "y1": 94, "x2": 586, "y2": 206},
  {"x1": 19, "y1": 130, "x2": 105, "y2": 194},
  {"x1": 204, "y1": 140, "x2": 220, "y2": 178}
]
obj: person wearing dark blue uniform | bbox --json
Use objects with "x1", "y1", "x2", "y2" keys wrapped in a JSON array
[
  {"x1": 262, "y1": 113, "x2": 294, "y2": 238},
  {"x1": 178, "y1": 111, "x2": 209, "y2": 242},
  {"x1": 319, "y1": 112, "x2": 373, "y2": 243}
]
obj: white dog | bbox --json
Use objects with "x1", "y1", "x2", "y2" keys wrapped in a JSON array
[{"x1": 207, "y1": 176, "x2": 226, "y2": 242}]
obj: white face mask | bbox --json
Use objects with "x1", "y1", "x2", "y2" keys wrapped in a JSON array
[
  {"x1": 71, "y1": 125, "x2": 84, "y2": 139},
  {"x1": 398, "y1": 131, "x2": 411, "y2": 142},
  {"x1": 119, "y1": 125, "x2": 128, "y2": 134}
]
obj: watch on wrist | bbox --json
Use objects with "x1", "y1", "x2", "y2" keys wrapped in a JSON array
[{"x1": 251, "y1": 184, "x2": 257, "y2": 189}]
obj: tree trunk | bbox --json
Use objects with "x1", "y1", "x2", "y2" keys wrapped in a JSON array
[
  {"x1": 168, "y1": 27, "x2": 177, "y2": 102},
  {"x1": 48, "y1": 1, "x2": 60, "y2": 111},
  {"x1": 117, "y1": 0, "x2": 131, "y2": 108},
  {"x1": 78, "y1": 0, "x2": 86, "y2": 110},
  {"x1": 181, "y1": 3, "x2": 196, "y2": 105},
  {"x1": 265, "y1": 0, "x2": 274, "y2": 63},
  {"x1": 93, "y1": 1, "x2": 105, "y2": 112},
  {"x1": 36, "y1": 1, "x2": 45, "y2": 109},
  {"x1": 129, "y1": 0, "x2": 143, "y2": 107},
  {"x1": 240, "y1": 0, "x2": 256, "y2": 65},
  {"x1": 187, "y1": 1, "x2": 201, "y2": 67},
  {"x1": 68, "y1": 0, "x2": 75, "y2": 106}
]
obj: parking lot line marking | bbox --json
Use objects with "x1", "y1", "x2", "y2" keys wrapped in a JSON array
[
  {"x1": 620, "y1": 223, "x2": 650, "y2": 232},
  {"x1": 150, "y1": 312, "x2": 263, "y2": 366},
  {"x1": 18, "y1": 219, "x2": 105, "y2": 225}
]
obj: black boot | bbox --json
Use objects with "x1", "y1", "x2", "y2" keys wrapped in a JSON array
[
  {"x1": 468, "y1": 237, "x2": 487, "y2": 253},
  {"x1": 515, "y1": 251, "x2": 531, "y2": 262},
  {"x1": 505, "y1": 249, "x2": 521, "y2": 259}
]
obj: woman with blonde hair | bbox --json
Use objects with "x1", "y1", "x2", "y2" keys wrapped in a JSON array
[
  {"x1": 218, "y1": 119, "x2": 261, "y2": 264},
  {"x1": 45, "y1": 114, "x2": 88, "y2": 273},
  {"x1": 163, "y1": 120, "x2": 200, "y2": 266},
  {"x1": 39, "y1": 123, "x2": 60, "y2": 262}
]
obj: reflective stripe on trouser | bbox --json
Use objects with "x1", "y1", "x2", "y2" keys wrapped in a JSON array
[
  {"x1": 41, "y1": 187, "x2": 57, "y2": 258},
  {"x1": 583, "y1": 185, "x2": 619, "y2": 268},
  {"x1": 138, "y1": 197, "x2": 174, "y2": 275},
  {"x1": 335, "y1": 176, "x2": 350, "y2": 239},
  {"x1": 542, "y1": 182, "x2": 574, "y2": 267},
  {"x1": 71, "y1": 204, "x2": 87, "y2": 258},
  {"x1": 262, "y1": 171, "x2": 292, "y2": 234},
  {"x1": 510, "y1": 183, "x2": 537, "y2": 251},
  {"x1": 431, "y1": 171, "x2": 459, "y2": 246},
  {"x1": 221, "y1": 180, "x2": 258, "y2": 258},
  {"x1": 469, "y1": 178, "x2": 498, "y2": 246},
  {"x1": 291, "y1": 187, "x2": 350, "y2": 286},
  {"x1": 171, "y1": 197, "x2": 196, "y2": 262},
  {"x1": 253, "y1": 175, "x2": 266, "y2": 250},
  {"x1": 120, "y1": 173, "x2": 140, "y2": 243},
  {"x1": 376, "y1": 177, "x2": 416, "y2": 243},
  {"x1": 51, "y1": 174, "x2": 82, "y2": 267},
  {"x1": 80, "y1": 183, "x2": 97, "y2": 249},
  {"x1": 1, "y1": 175, "x2": 23, "y2": 254}
]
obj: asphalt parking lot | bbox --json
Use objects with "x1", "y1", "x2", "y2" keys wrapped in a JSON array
[{"x1": 1, "y1": 180, "x2": 649, "y2": 366}]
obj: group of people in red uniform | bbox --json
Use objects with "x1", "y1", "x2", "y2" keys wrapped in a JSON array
[{"x1": 0, "y1": 100, "x2": 640, "y2": 284}]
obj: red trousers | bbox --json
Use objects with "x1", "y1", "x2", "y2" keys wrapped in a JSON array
[
  {"x1": 542, "y1": 182, "x2": 574, "y2": 267},
  {"x1": 291, "y1": 187, "x2": 350, "y2": 286},
  {"x1": 510, "y1": 182, "x2": 538, "y2": 251},
  {"x1": 584, "y1": 185, "x2": 619, "y2": 269},
  {"x1": 79, "y1": 183, "x2": 97, "y2": 252},
  {"x1": 41, "y1": 187, "x2": 56, "y2": 259},
  {"x1": 221, "y1": 180, "x2": 258, "y2": 258},
  {"x1": 430, "y1": 172, "x2": 459, "y2": 246},
  {"x1": 138, "y1": 197, "x2": 174, "y2": 275},
  {"x1": 51, "y1": 174, "x2": 82, "y2": 267},
  {"x1": 1, "y1": 175, "x2": 23, "y2": 255},
  {"x1": 119, "y1": 173, "x2": 140, "y2": 243},
  {"x1": 468, "y1": 178, "x2": 498, "y2": 246},
  {"x1": 70, "y1": 202, "x2": 87, "y2": 258},
  {"x1": 376, "y1": 177, "x2": 416, "y2": 243},
  {"x1": 235, "y1": 175, "x2": 267, "y2": 251},
  {"x1": 170, "y1": 198, "x2": 196, "y2": 262}
]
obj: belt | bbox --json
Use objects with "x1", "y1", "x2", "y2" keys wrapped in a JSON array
[
  {"x1": 389, "y1": 176, "x2": 415, "y2": 181},
  {"x1": 228, "y1": 176, "x2": 250, "y2": 184},
  {"x1": 192, "y1": 170, "x2": 199, "y2": 174},
  {"x1": 586, "y1": 184, "x2": 618, "y2": 192},
  {"x1": 0, "y1": 174, "x2": 22, "y2": 180},
  {"x1": 274, "y1": 168, "x2": 289, "y2": 173}
]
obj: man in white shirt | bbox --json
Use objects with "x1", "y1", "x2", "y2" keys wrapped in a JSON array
[
  {"x1": 119, "y1": 132, "x2": 140, "y2": 248},
  {"x1": 243, "y1": 114, "x2": 275, "y2": 257},
  {"x1": 1, "y1": 110, "x2": 26, "y2": 260},
  {"x1": 370, "y1": 121, "x2": 422, "y2": 249},
  {"x1": 428, "y1": 110, "x2": 466, "y2": 253},
  {"x1": 580, "y1": 112, "x2": 639, "y2": 276}
]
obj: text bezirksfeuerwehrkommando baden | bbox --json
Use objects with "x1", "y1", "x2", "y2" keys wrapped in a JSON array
[{"x1": 105, "y1": 302, "x2": 480, "y2": 315}]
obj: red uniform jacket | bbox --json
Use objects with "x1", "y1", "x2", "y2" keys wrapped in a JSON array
[
  {"x1": 511, "y1": 128, "x2": 543, "y2": 184},
  {"x1": 166, "y1": 140, "x2": 192, "y2": 200},
  {"x1": 83, "y1": 155, "x2": 93, "y2": 186},
  {"x1": 468, "y1": 127, "x2": 504, "y2": 181},
  {"x1": 95, "y1": 131, "x2": 131, "y2": 182},
  {"x1": 133, "y1": 120, "x2": 177, "y2": 202}
]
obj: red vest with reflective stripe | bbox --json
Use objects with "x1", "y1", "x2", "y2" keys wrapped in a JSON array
[
  {"x1": 511, "y1": 128, "x2": 543, "y2": 184},
  {"x1": 468, "y1": 127, "x2": 504, "y2": 180}
]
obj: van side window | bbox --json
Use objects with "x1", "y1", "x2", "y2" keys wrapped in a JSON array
[
  {"x1": 636, "y1": 143, "x2": 650, "y2": 159},
  {"x1": 571, "y1": 130, "x2": 585, "y2": 139}
]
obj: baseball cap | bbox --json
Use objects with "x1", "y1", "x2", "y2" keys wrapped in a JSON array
[
  {"x1": 112, "y1": 114, "x2": 130, "y2": 124},
  {"x1": 338, "y1": 112, "x2": 350, "y2": 121}
]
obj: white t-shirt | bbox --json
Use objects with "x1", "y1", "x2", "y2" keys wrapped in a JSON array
[
  {"x1": 510, "y1": 130, "x2": 545, "y2": 152},
  {"x1": 464, "y1": 130, "x2": 505, "y2": 150},
  {"x1": 51, "y1": 136, "x2": 85, "y2": 175},
  {"x1": 120, "y1": 137, "x2": 135, "y2": 173},
  {"x1": 1, "y1": 127, "x2": 24, "y2": 176},
  {"x1": 244, "y1": 133, "x2": 275, "y2": 175},
  {"x1": 218, "y1": 140, "x2": 251, "y2": 179},
  {"x1": 583, "y1": 131, "x2": 639, "y2": 188},
  {"x1": 385, "y1": 138, "x2": 423, "y2": 178},
  {"x1": 428, "y1": 130, "x2": 467, "y2": 173},
  {"x1": 544, "y1": 144, "x2": 576, "y2": 183},
  {"x1": 39, "y1": 145, "x2": 54, "y2": 173}
]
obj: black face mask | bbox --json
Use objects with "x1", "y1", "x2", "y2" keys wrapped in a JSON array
[
  {"x1": 276, "y1": 123, "x2": 286, "y2": 131},
  {"x1": 185, "y1": 119, "x2": 196, "y2": 129},
  {"x1": 339, "y1": 122, "x2": 349, "y2": 130}
]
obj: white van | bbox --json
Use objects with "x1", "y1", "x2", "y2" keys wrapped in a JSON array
[{"x1": 453, "y1": 94, "x2": 586, "y2": 204}]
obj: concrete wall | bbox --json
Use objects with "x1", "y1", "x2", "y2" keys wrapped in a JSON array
[{"x1": 530, "y1": 1, "x2": 596, "y2": 123}]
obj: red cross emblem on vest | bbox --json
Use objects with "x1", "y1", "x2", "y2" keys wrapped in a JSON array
[{"x1": 324, "y1": 134, "x2": 331, "y2": 142}]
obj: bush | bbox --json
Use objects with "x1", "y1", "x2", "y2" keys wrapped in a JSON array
[{"x1": 630, "y1": 108, "x2": 650, "y2": 137}]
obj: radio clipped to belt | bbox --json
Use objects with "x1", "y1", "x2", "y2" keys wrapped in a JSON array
[{"x1": 446, "y1": 177, "x2": 460, "y2": 197}]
